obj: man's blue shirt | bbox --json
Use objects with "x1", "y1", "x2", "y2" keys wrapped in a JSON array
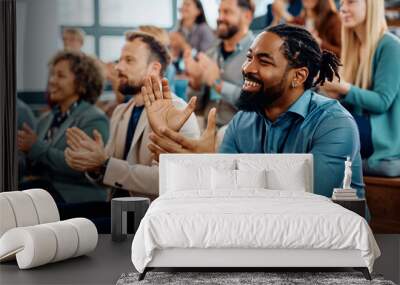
[{"x1": 219, "y1": 90, "x2": 364, "y2": 198}]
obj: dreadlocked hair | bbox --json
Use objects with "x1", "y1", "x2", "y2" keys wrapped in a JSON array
[{"x1": 267, "y1": 24, "x2": 341, "y2": 89}]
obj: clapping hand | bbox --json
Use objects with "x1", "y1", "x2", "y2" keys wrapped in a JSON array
[
  {"x1": 318, "y1": 77, "x2": 351, "y2": 100},
  {"x1": 147, "y1": 108, "x2": 217, "y2": 161},
  {"x1": 17, "y1": 123, "x2": 37, "y2": 153},
  {"x1": 142, "y1": 75, "x2": 197, "y2": 136},
  {"x1": 183, "y1": 49, "x2": 203, "y2": 89},
  {"x1": 65, "y1": 128, "x2": 108, "y2": 172},
  {"x1": 197, "y1": 53, "x2": 221, "y2": 86}
]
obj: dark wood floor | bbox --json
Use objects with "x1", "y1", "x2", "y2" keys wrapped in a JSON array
[
  {"x1": 0, "y1": 235, "x2": 134, "y2": 285},
  {"x1": 0, "y1": 234, "x2": 399, "y2": 285}
]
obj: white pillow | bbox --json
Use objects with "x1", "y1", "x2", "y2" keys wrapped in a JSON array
[
  {"x1": 166, "y1": 159, "x2": 236, "y2": 192},
  {"x1": 238, "y1": 159, "x2": 309, "y2": 192},
  {"x1": 211, "y1": 169, "x2": 268, "y2": 190},
  {"x1": 168, "y1": 163, "x2": 211, "y2": 191},
  {"x1": 212, "y1": 168, "x2": 237, "y2": 190},
  {"x1": 266, "y1": 166, "x2": 307, "y2": 191},
  {"x1": 237, "y1": 169, "x2": 267, "y2": 189}
]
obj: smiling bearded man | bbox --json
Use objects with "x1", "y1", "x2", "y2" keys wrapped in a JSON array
[
  {"x1": 143, "y1": 24, "x2": 364, "y2": 199},
  {"x1": 64, "y1": 31, "x2": 200, "y2": 200}
]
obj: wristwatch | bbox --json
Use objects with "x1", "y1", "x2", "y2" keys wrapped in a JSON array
[
  {"x1": 88, "y1": 157, "x2": 110, "y2": 183},
  {"x1": 100, "y1": 158, "x2": 110, "y2": 176}
]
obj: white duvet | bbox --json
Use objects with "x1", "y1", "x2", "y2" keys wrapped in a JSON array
[{"x1": 131, "y1": 190, "x2": 380, "y2": 273}]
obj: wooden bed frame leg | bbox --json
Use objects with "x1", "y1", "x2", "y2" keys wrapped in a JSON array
[
  {"x1": 138, "y1": 268, "x2": 148, "y2": 281},
  {"x1": 354, "y1": 267, "x2": 372, "y2": 280}
]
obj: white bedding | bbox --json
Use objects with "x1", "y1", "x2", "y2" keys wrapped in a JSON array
[{"x1": 131, "y1": 190, "x2": 380, "y2": 273}]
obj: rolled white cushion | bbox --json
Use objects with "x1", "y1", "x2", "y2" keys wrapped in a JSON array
[
  {"x1": 0, "y1": 219, "x2": 98, "y2": 269},
  {"x1": 0, "y1": 191, "x2": 39, "y2": 227},
  {"x1": 42, "y1": 221, "x2": 79, "y2": 262},
  {"x1": 0, "y1": 196, "x2": 17, "y2": 237},
  {"x1": 65, "y1": 218, "x2": 98, "y2": 257},
  {"x1": 0, "y1": 226, "x2": 57, "y2": 269},
  {"x1": 23, "y1": 189, "x2": 59, "y2": 223}
]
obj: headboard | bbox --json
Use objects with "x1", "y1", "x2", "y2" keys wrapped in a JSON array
[{"x1": 159, "y1": 154, "x2": 314, "y2": 195}]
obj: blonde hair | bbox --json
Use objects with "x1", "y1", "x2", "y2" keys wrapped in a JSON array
[
  {"x1": 137, "y1": 25, "x2": 170, "y2": 46},
  {"x1": 63, "y1": 27, "x2": 85, "y2": 44},
  {"x1": 341, "y1": 0, "x2": 387, "y2": 89}
]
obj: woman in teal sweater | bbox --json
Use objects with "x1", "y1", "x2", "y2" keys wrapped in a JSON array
[
  {"x1": 321, "y1": 0, "x2": 400, "y2": 177},
  {"x1": 18, "y1": 51, "x2": 110, "y2": 202}
]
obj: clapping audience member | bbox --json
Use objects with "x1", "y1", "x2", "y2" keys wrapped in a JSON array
[
  {"x1": 270, "y1": 0, "x2": 303, "y2": 26},
  {"x1": 17, "y1": 99, "x2": 37, "y2": 181},
  {"x1": 290, "y1": 0, "x2": 341, "y2": 57},
  {"x1": 185, "y1": 0, "x2": 255, "y2": 127},
  {"x1": 144, "y1": 24, "x2": 365, "y2": 198},
  {"x1": 320, "y1": 0, "x2": 400, "y2": 177},
  {"x1": 18, "y1": 51, "x2": 109, "y2": 203},
  {"x1": 97, "y1": 26, "x2": 175, "y2": 117},
  {"x1": 137, "y1": 25, "x2": 177, "y2": 92},
  {"x1": 64, "y1": 32, "x2": 200, "y2": 200},
  {"x1": 170, "y1": 0, "x2": 216, "y2": 73},
  {"x1": 62, "y1": 27, "x2": 85, "y2": 52},
  {"x1": 96, "y1": 60, "x2": 125, "y2": 118}
]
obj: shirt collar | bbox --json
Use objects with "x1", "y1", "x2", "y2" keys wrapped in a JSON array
[
  {"x1": 219, "y1": 31, "x2": 254, "y2": 54},
  {"x1": 286, "y1": 89, "x2": 312, "y2": 119},
  {"x1": 237, "y1": 31, "x2": 254, "y2": 51},
  {"x1": 53, "y1": 99, "x2": 80, "y2": 117},
  {"x1": 256, "y1": 89, "x2": 312, "y2": 125}
]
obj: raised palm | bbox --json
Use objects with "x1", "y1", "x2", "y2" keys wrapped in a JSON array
[
  {"x1": 142, "y1": 75, "x2": 196, "y2": 135},
  {"x1": 147, "y1": 108, "x2": 217, "y2": 161}
]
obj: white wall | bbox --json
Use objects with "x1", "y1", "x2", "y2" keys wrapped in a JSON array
[{"x1": 16, "y1": 0, "x2": 59, "y2": 91}]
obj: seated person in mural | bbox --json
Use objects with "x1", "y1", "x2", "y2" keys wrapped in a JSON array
[
  {"x1": 64, "y1": 31, "x2": 199, "y2": 200},
  {"x1": 62, "y1": 27, "x2": 85, "y2": 52},
  {"x1": 17, "y1": 98, "x2": 37, "y2": 182},
  {"x1": 18, "y1": 50, "x2": 109, "y2": 203},
  {"x1": 320, "y1": 0, "x2": 400, "y2": 177},
  {"x1": 143, "y1": 24, "x2": 364, "y2": 198}
]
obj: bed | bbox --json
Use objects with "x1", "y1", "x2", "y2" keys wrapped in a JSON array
[{"x1": 131, "y1": 154, "x2": 380, "y2": 280}]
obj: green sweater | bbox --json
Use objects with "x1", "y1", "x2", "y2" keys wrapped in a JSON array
[
  {"x1": 343, "y1": 32, "x2": 400, "y2": 167},
  {"x1": 28, "y1": 101, "x2": 109, "y2": 203}
]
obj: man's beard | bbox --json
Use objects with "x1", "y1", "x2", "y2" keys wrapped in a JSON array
[
  {"x1": 217, "y1": 20, "x2": 240, "y2": 39},
  {"x1": 237, "y1": 73, "x2": 287, "y2": 112},
  {"x1": 118, "y1": 81, "x2": 142, "y2": 96}
]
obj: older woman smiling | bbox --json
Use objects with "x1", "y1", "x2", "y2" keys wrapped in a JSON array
[{"x1": 18, "y1": 51, "x2": 109, "y2": 203}]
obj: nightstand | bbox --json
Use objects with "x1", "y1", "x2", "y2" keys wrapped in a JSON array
[
  {"x1": 332, "y1": 198, "x2": 366, "y2": 218},
  {"x1": 111, "y1": 197, "x2": 150, "y2": 242}
]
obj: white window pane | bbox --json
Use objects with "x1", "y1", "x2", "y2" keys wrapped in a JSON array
[
  {"x1": 58, "y1": 0, "x2": 94, "y2": 26},
  {"x1": 56, "y1": 34, "x2": 96, "y2": 57},
  {"x1": 253, "y1": 0, "x2": 273, "y2": 18},
  {"x1": 201, "y1": 0, "x2": 219, "y2": 30},
  {"x1": 99, "y1": 36, "x2": 125, "y2": 62},
  {"x1": 99, "y1": 0, "x2": 173, "y2": 28},
  {"x1": 81, "y1": 35, "x2": 96, "y2": 57}
]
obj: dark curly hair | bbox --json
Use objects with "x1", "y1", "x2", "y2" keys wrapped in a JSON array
[
  {"x1": 48, "y1": 51, "x2": 104, "y2": 104},
  {"x1": 267, "y1": 24, "x2": 341, "y2": 90}
]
